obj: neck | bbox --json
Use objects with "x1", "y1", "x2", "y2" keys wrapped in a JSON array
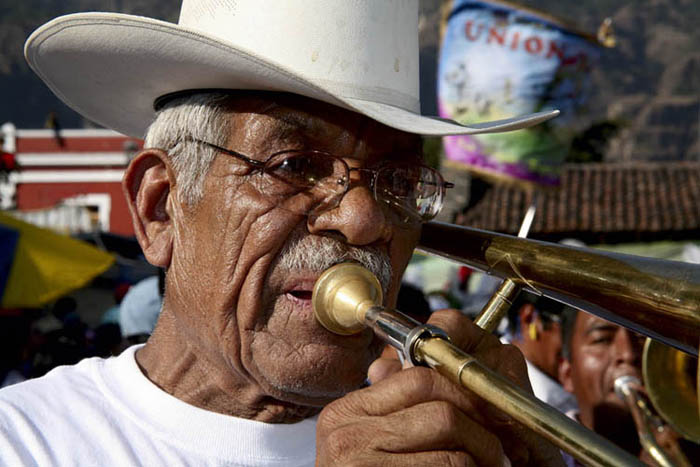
[
  {"x1": 581, "y1": 404, "x2": 641, "y2": 456},
  {"x1": 511, "y1": 338, "x2": 556, "y2": 380},
  {"x1": 135, "y1": 308, "x2": 320, "y2": 423}
]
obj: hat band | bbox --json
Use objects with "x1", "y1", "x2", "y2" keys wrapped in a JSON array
[{"x1": 153, "y1": 81, "x2": 419, "y2": 114}]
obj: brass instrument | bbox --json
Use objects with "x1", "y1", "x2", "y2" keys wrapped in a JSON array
[
  {"x1": 643, "y1": 340, "x2": 700, "y2": 444},
  {"x1": 614, "y1": 375, "x2": 692, "y2": 467},
  {"x1": 311, "y1": 222, "x2": 700, "y2": 467},
  {"x1": 418, "y1": 222, "x2": 700, "y2": 355}
]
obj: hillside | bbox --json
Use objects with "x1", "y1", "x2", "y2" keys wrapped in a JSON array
[
  {"x1": 1, "y1": 0, "x2": 698, "y2": 162},
  {"x1": 0, "y1": 0, "x2": 178, "y2": 130}
]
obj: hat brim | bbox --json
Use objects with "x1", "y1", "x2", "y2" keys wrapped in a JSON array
[{"x1": 25, "y1": 13, "x2": 558, "y2": 138}]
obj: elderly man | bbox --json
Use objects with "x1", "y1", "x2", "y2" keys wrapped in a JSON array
[{"x1": 0, "y1": 1, "x2": 563, "y2": 465}]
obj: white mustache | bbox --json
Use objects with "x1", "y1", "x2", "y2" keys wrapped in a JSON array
[{"x1": 275, "y1": 228, "x2": 392, "y2": 294}]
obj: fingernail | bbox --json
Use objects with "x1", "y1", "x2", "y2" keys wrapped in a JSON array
[{"x1": 502, "y1": 455, "x2": 512, "y2": 467}]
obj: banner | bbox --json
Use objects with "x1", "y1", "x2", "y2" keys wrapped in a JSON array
[
  {"x1": 0, "y1": 211, "x2": 114, "y2": 308},
  {"x1": 438, "y1": 0, "x2": 602, "y2": 185}
]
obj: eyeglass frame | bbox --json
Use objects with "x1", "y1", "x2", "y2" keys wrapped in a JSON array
[{"x1": 190, "y1": 137, "x2": 454, "y2": 222}]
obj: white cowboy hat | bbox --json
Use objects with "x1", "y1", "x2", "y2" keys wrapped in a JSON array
[{"x1": 25, "y1": 0, "x2": 558, "y2": 139}]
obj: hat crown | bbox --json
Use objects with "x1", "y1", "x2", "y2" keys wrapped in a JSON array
[{"x1": 178, "y1": 0, "x2": 420, "y2": 112}]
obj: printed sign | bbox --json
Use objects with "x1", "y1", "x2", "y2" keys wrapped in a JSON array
[{"x1": 438, "y1": 0, "x2": 601, "y2": 185}]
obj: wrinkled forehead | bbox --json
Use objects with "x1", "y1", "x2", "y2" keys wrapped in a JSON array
[{"x1": 220, "y1": 92, "x2": 423, "y2": 158}]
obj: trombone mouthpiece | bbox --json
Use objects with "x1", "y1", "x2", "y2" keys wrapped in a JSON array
[
  {"x1": 312, "y1": 262, "x2": 383, "y2": 335},
  {"x1": 614, "y1": 375, "x2": 641, "y2": 399}
]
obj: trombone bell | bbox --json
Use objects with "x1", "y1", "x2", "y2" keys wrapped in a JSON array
[{"x1": 643, "y1": 339, "x2": 700, "y2": 443}]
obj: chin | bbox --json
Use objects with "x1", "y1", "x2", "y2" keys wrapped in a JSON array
[
  {"x1": 592, "y1": 402, "x2": 640, "y2": 455},
  {"x1": 262, "y1": 365, "x2": 370, "y2": 407},
  {"x1": 255, "y1": 339, "x2": 383, "y2": 407}
]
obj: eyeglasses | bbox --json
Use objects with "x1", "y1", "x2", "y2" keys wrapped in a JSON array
[{"x1": 192, "y1": 139, "x2": 453, "y2": 224}]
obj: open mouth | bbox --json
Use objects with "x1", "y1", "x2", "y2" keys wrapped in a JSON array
[
  {"x1": 288, "y1": 290, "x2": 313, "y2": 300},
  {"x1": 282, "y1": 276, "x2": 319, "y2": 310}
]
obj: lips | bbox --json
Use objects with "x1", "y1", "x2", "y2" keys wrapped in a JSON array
[
  {"x1": 288, "y1": 289, "x2": 313, "y2": 300},
  {"x1": 282, "y1": 275, "x2": 319, "y2": 308},
  {"x1": 275, "y1": 271, "x2": 379, "y2": 353},
  {"x1": 606, "y1": 368, "x2": 643, "y2": 402}
]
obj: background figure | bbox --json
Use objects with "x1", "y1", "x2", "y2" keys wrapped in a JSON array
[
  {"x1": 461, "y1": 272, "x2": 502, "y2": 320},
  {"x1": 505, "y1": 291, "x2": 577, "y2": 413},
  {"x1": 118, "y1": 270, "x2": 164, "y2": 346},
  {"x1": 90, "y1": 323, "x2": 123, "y2": 358},
  {"x1": 100, "y1": 282, "x2": 131, "y2": 326},
  {"x1": 558, "y1": 309, "x2": 699, "y2": 464},
  {"x1": 0, "y1": 313, "x2": 32, "y2": 388},
  {"x1": 396, "y1": 282, "x2": 432, "y2": 324},
  {"x1": 31, "y1": 297, "x2": 88, "y2": 377}
]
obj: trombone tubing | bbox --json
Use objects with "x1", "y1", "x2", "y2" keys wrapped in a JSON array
[
  {"x1": 418, "y1": 222, "x2": 700, "y2": 355},
  {"x1": 415, "y1": 335, "x2": 642, "y2": 467},
  {"x1": 312, "y1": 263, "x2": 643, "y2": 466}
]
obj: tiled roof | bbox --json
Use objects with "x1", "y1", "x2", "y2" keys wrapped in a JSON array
[{"x1": 455, "y1": 162, "x2": 700, "y2": 243}]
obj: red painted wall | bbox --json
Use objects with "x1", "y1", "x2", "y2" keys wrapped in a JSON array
[
  {"x1": 16, "y1": 182, "x2": 134, "y2": 235},
  {"x1": 16, "y1": 137, "x2": 142, "y2": 153}
]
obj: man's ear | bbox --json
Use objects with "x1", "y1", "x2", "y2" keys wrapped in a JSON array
[
  {"x1": 519, "y1": 303, "x2": 537, "y2": 332},
  {"x1": 558, "y1": 358, "x2": 574, "y2": 393},
  {"x1": 520, "y1": 303, "x2": 535, "y2": 321},
  {"x1": 123, "y1": 149, "x2": 174, "y2": 268}
]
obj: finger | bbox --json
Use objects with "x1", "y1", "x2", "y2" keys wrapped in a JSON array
[
  {"x1": 379, "y1": 345, "x2": 401, "y2": 361},
  {"x1": 414, "y1": 310, "x2": 563, "y2": 466},
  {"x1": 427, "y1": 309, "x2": 501, "y2": 353},
  {"x1": 428, "y1": 309, "x2": 531, "y2": 389},
  {"x1": 371, "y1": 401, "x2": 508, "y2": 467},
  {"x1": 425, "y1": 309, "x2": 545, "y2": 460},
  {"x1": 355, "y1": 450, "x2": 479, "y2": 467},
  {"x1": 367, "y1": 356, "x2": 402, "y2": 384},
  {"x1": 324, "y1": 366, "x2": 488, "y2": 426}
]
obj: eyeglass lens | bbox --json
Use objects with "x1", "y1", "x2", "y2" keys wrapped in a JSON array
[{"x1": 255, "y1": 151, "x2": 445, "y2": 224}]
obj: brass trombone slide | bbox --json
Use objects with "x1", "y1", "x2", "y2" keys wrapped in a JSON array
[
  {"x1": 312, "y1": 262, "x2": 644, "y2": 467},
  {"x1": 418, "y1": 222, "x2": 700, "y2": 356}
]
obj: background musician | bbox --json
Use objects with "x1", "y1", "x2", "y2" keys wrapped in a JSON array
[
  {"x1": 558, "y1": 309, "x2": 699, "y2": 465},
  {"x1": 505, "y1": 291, "x2": 577, "y2": 414}
]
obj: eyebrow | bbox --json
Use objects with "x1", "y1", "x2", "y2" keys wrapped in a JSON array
[
  {"x1": 268, "y1": 113, "x2": 317, "y2": 141},
  {"x1": 265, "y1": 110, "x2": 424, "y2": 157},
  {"x1": 584, "y1": 323, "x2": 619, "y2": 335}
]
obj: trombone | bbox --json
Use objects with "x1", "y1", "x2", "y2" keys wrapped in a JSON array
[
  {"x1": 312, "y1": 222, "x2": 700, "y2": 467},
  {"x1": 615, "y1": 375, "x2": 692, "y2": 467}
]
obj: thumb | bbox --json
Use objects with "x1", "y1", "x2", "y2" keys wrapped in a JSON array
[{"x1": 367, "y1": 355, "x2": 403, "y2": 384}]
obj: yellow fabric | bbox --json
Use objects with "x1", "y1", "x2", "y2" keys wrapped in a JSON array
[{"x1": 1, "y1": 211, "x2": 115, "y2": 308}]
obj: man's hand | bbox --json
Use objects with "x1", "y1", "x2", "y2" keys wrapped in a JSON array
[{"x1": 316, "y1": 309, "x2": 565, "y2": 466}]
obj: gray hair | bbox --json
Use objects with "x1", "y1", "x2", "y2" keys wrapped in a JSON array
[{"x1": 143, "y1": 92, "x2": 234, "y2": 204}]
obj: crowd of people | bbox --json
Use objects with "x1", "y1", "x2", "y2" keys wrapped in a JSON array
[{"x1": 0, "y1": 270, "x2": 163, "y2": 389}]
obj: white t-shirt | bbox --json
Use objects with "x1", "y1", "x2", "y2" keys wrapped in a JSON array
[
  {"x1": 525, "y1": 359, "x2": 578, "y2": 415},
  {"x1": 0, "y1": 346, "x2": 317, "y2": 466},
  {"x1": 500, "y1": 334, "x2": 578, "y2": 414}
]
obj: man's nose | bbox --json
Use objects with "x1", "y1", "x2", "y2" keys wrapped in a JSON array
[
  {"x1": 612, "y1": 329, "x2": 642, "y2": 367},
  {"x1": 306, "y1": 184, "x2": 392, "y2": 246}
]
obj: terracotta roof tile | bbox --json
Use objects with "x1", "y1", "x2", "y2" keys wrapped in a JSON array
[{"x1": 455, "y1": 162, "x2": 700, "y2": 243}]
